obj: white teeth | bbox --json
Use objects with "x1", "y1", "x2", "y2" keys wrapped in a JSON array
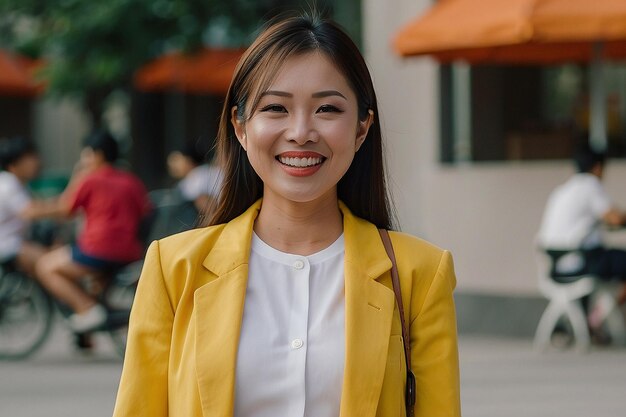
[{"x1": 279, "y1": 156, "x2": 323, "y2": 167}]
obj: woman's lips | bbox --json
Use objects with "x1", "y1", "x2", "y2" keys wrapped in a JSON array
[{"x1": 275, "y1": 151, "x2": 326, "y2": 177}]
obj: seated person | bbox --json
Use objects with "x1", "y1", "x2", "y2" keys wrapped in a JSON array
[
  {"x1": 167, "y1": 143, "x2": 222, "y2": 218},
  {"x1": 0, "y1": 137, "x2": 47, "y2": 277},
  {"x1": 538, "y1": 145, "x2": 626, "y2": 292},
  {"x1": 35, "y1": 130, "x2": 152, "y2": 333}
]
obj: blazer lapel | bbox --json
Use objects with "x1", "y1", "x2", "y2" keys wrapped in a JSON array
[
  {"x1": 194, "y1": 200, "x2": 261, "y2": 417},
  {"x1": 339, "y1": 202, "x2": 396, "y2": 417},
  {"x1": 194, "y1": 267, "x2": 248, "y2": 417}
]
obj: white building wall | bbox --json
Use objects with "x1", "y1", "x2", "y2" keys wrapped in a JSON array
[
  {"x1": 362, "y1": 0, "x2": 626, "y2": 296},
  {"x1": 33, "y1": 98, "x2": 88, "y2": 174}
]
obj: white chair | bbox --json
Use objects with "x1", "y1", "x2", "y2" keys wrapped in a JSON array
[{"x1": 534, "y1": 249, "x2": 626, "y2": 352}]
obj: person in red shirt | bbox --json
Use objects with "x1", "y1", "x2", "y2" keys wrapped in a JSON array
[{"x1": 35, "y1": 130, "x2": 152, "y2": 333}]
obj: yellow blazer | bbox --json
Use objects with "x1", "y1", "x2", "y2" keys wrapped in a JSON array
[{"x1": 113, "y1": 200, "x2": 460, "y2": 417}]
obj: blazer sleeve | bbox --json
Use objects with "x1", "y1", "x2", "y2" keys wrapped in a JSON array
[
  {"x1": 112, "y1": 240, "x2": 174, "y2": 417},
  {"x1": 409, "y1": 250, "x2": 461, "y2": 417}
]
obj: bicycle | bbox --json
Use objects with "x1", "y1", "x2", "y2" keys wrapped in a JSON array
[
  {"x1": 0, "y1": 258, "x2": 141, "y2": 360},
  {"x1": 0, "y1": 188, "x2": 191, "y2": 360}
]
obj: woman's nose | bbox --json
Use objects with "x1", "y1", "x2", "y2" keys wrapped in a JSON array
[{"x1": 287, "y1": 113, "x2": 319, "y2": 144}]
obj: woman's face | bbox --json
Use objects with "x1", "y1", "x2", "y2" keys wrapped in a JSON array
[{"x1": 232, "y1": 52, "x2": 373, "y2": 204}]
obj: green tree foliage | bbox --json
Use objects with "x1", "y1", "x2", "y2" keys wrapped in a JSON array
[{"x1": 0, "y1": 0, "x2": 336, "y2": 124}]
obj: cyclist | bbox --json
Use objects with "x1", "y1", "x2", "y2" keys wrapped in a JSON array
[
  {"x1": 0, "y1": 137, "x2": 48, "y2": 277},
  {"x1": 35, "y1": 130, "x2": 152, "y2": 334}
]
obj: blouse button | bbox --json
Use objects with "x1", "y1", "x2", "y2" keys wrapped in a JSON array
[
  {"x1": 293, "y1": 260, "x2": 305, "y2": 270},
  {"x1": 291, "y1": 338, "x2": 304, "y2": 349}
]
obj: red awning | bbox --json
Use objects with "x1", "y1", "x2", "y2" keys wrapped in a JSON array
[
  {"x1": 393, "y1": 0, "x2": 626, "y2": 63},
  {"x1": 134, "y1": 48, "x2": 245, "y2": 95},
  {"x1": 0, "y1": 50, "x2": 44, "y2": 96}
]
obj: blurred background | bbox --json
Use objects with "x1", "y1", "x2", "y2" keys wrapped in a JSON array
[
  {"x1": 1, "y1": 0, "x2": 626, "y2": 416},
  {"x1": 3, "y1": 0, "x2": 625, "y2": 335}
]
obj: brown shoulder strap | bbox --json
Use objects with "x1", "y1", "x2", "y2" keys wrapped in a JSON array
[{"x1": 379, "y1": 229, "x2": 416, "y2": 417}]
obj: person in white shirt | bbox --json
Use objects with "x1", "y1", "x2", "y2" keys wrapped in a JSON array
[
  {"x1": 0, "y1": 137, "x2": 46, "y2": 277},
  {"x1": 538, "y1": 145, "x2": 626, "y2": 302},
  {"x1": 167, "y1": 143, "x2": 222, "y2": 216}
]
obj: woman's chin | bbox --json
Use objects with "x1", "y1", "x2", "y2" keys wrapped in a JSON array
[{"x1": 263, "y1": 185, "x2": 337, "y2": 205}]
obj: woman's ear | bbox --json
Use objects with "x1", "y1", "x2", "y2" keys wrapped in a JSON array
[
  {"x1": 231, "y1": 106, "x2": 247, "y2": 151},
  {"x1": 355, "y1": 110, "x2": 374, "y2": 152}
]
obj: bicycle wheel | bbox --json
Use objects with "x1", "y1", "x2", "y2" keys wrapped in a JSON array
[
  {"x1": 0, "y1": 272, "x2": 54, "y2": 360},
  {"x1": 103, "y1": 261, "x2": 141, "y2": 357}
]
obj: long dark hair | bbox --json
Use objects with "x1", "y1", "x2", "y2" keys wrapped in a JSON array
[{"x1": 207, "y1": 13, "x2": 395, "y2": 230}]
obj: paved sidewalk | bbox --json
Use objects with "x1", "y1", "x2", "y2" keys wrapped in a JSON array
[
  {"x1": 460, "y1": 336, "x2": 626, "y2": 417},
  {"x1": 0, "y1": 326, "x2": 625, "y2": 417},
  {"x1": 0, "y1": 324, "x2": 121, "y2": 417}
]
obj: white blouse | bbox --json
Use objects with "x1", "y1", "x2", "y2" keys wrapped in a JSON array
[{"x1": 234, "y1": 232, "x2": 346, "y2": 417}]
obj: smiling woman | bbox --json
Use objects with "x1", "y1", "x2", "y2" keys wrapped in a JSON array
[
  {"x1": 230, "y1": 52, "x2": 373, "y2": 211},
  {"x1": 113, "y1": 12, "x2": 461, "y2": 417},
  {"x1": 211, "y1": 15, "x2": 389, "y2": 230}
]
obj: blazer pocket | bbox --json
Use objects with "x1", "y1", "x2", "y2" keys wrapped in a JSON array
[{"x1": 376, "y1": 335, "x2": 407, "y2": 417}]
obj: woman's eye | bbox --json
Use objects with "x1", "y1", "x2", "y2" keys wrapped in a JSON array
[
  {"x1": 317, "y1": 105, "x2": 342, "y2": 113},
  {"x1": 260, "y1": 104, "x2": 287, "y2": 113}
]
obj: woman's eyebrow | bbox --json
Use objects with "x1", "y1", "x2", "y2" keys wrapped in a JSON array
[
  {"x1": 312, "y1": 90, "x2": 347, "y2": 100},
  {"x1": 260, "y1": 90, "x2": 347, "y2": 100},
  {"x1": 261, "y1": 90, "x2": 292, "y2": 98}
]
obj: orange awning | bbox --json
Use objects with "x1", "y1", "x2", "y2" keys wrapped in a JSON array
[
  {"x1": 393, "y1": 0, "x2": 626, "y2": 63},
  {"x1": 134, "y1": 48, "x2": 245, "y2": 95},
  {"x1": 0, "y1": 50, "x2": 44, "y2": 96}
]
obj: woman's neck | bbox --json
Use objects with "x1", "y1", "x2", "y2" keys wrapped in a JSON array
[{"x1": 254, "y1": 189, "x2": 343, "y2": 256}]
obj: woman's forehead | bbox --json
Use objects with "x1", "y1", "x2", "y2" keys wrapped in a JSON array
[{"x1": 262, "y1": 52, "x2": 353, "y2": 97}]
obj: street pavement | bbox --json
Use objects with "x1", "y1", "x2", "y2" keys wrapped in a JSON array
[
  {"x1": 1, "y1": 324, "x2": 626, "y2": 417},
  {"x1": 460, "y1": 336, "x2": 626, "y2": 417}
]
